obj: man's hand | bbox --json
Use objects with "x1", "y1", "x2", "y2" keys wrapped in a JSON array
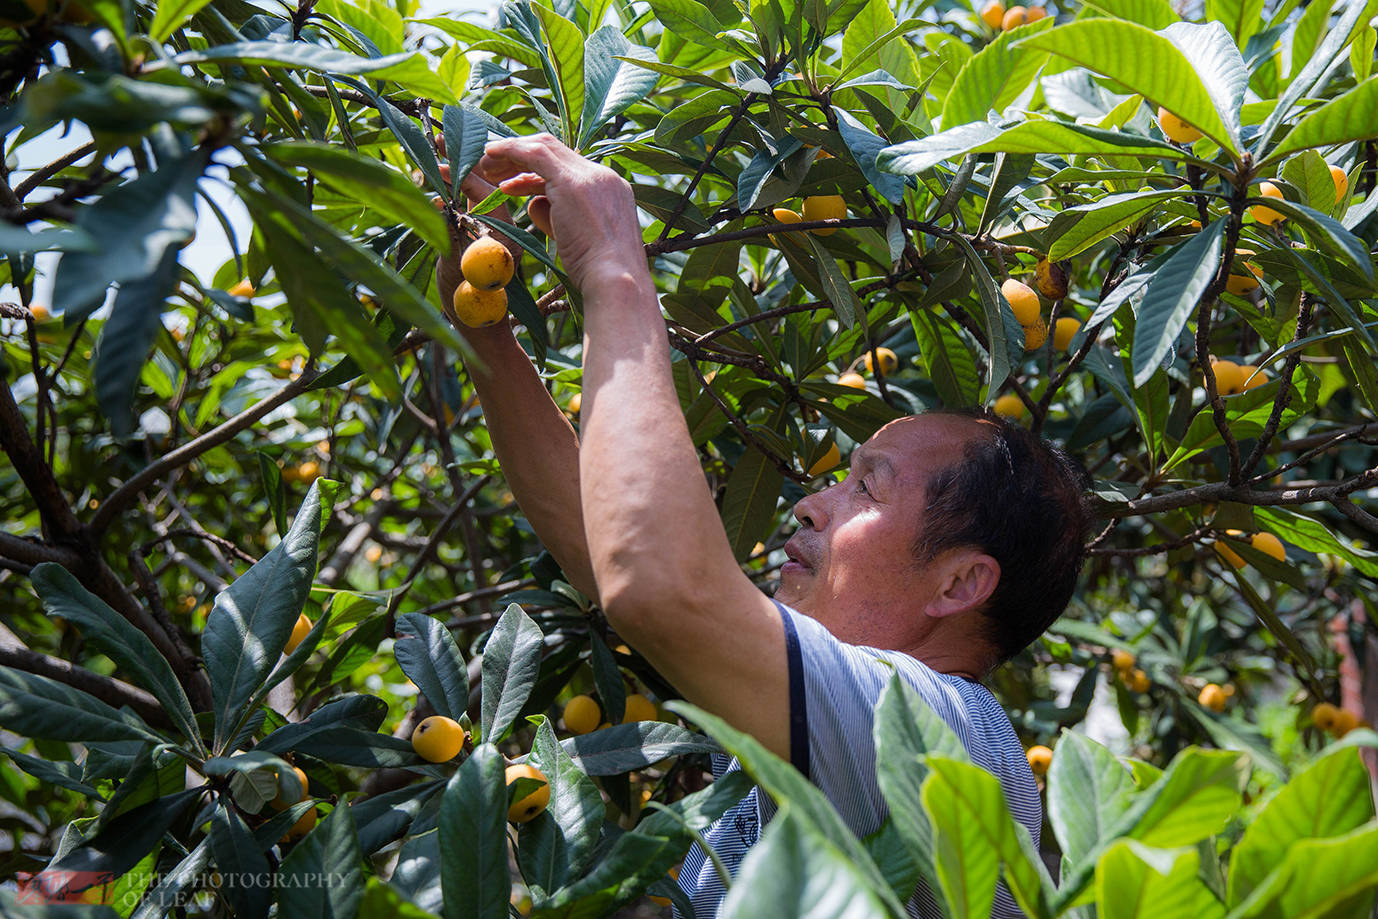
[
  {"x1": 433, "y1": 156, "x2": 525, "y2": 325},
  {"x1": 474, "y1": 134, "x2": 648, "y2": 292}
]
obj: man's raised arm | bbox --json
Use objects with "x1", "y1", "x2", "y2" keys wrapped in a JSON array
[
  {"x1": 434, "y1": 166, "x2": 597, "y2": 602},
  {"x1": 476, "y1": 134, "x2": 792, "y2": 758}
]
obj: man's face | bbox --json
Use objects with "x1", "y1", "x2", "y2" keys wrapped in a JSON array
[{"x1": 777, "y1": 414, "x2": 980, "y2": 647}]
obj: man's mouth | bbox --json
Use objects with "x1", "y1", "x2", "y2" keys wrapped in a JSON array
[{"x1": 782, "y1": 541, "x2": 813, "y2": 574}]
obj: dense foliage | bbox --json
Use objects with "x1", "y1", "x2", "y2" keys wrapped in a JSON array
[{"x1": 2, "y1": 0, "x2": 1377, "y2": 913}]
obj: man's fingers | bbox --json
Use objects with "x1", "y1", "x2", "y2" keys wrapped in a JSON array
[
  {"x1": 497, "y1": 174, "x2": 548, "y2": 197},
  {"x1": 478, "y1": 134, "x2": 571, "y2": 183},
  {"x1": 528, "y1": 196, "x2": 553, "y2": 238}
]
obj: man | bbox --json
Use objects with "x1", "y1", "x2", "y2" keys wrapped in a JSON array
[{"x1": 437, "y1": 133, "x2": 1090, "y2": 916}]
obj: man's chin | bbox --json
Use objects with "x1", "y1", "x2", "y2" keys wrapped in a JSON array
[{"x1": 774, "y1": 567, "x2": 813, "y2": 610}]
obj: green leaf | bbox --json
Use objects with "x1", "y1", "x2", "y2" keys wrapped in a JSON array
[
  {"x1": 1021, "y1": 20, "x2": 1242, "y2": 156},
  {"x1": 394, "y1": 612, "x2": 469, "y2": 721},
  {"x1": 951, "y1": 233, "x2": 1018, "y2": 397},
  {"x1": 129, "y1": 838, "x2": 210, "y2": 919},
  {"x1": 878, "y1": 120, "x2": 1191, "y2": 176},
  {"x1": 1048, "y1": 189, "x2": 1189, "y2": 261},
  {"x1": 53, "y1": 153, "x2": 201, "y2": 319},
  {"x1": 720, "y1": 444, "x2": 786, "y2": 561},
  {"x1": 873, "y1": 675, "x2": 970, "y2": 912},
  {"x1": 559, "y1": 722, "x2": 719, "y2": 774},
  {"x1": 372, "y1": 93, "x2": 447, "y2": 200},
  {"x1": 204, "y1": 482, "x2": 326, "y2": 753},
  {"x1": 520, "y1": 718, "x2": 605, "y2": 893},
  {"x1": 277, "y1": 800, "x2": 365, "y2": 917},
  {"x1": 0, "y1": 666, "x2": 161, "y2": 744},
  {"x1": 237, "y1": 183, "x2": 466, "y2": 357},
  {"x1": 531, "y1": 831, "x2": 687, "y2": 917},
  {"x1": 354, "y1": 781, "x2": 444, "y2": 856},
  {"x1": 644, "y1": 0, "x2": 731, "y2": 48},
  {"x1": 29, "y1": 564, "x2": 200, "y2": 748},
  {"x1": 1227, "y1": 746, "x2": 1376, "y2": 907},
  {"x1": 807, "y1": 236, "x2": 864, "y2": 329},
  {"x1": 257, "y1": 694, "x2": 389, "y2": 754},
  {"x1": 1081, "y1": 0, "x2": 1180, "y2": 28},
  {"x1": 911, "y1": 309, "x2": 980, "y2": 407},
  {"x1": 93, "y1": 249, "x2": 181, "y2": 439},
  {"x1": 443, "y1": 103, "x2": 490, "y2": 198},
  {"x1": 1, "y1": 744, "x2": 101, "y2": 797},
  {"x1": 51, "y1": 789, "x2": 202, "y2": 877},
  {"x1": 209, "y1": 805, "x2": 273, "y2": 919},
  {"x1": 1130, "y1": 219, "x2": 1224, "y2": 386},
  {"x1": 1245, "y1": 193, "x2": 1374, "y2": 283},
  {"x1": 1047, "y1": 731, "x2": 1138, "y2": 866},
  {"x1": 149, "y1": 0, "x2": 215, "y2": 43},
  {"x1": 834, "y1": 107, "x2": 906, "y2": 204},
  {"x1": 317, "y1": 0, "x2": 404, "y2": 54},
  {"x1": 1095, "y1": 840, "x2": 1225, "y2": 919},
  {"x1": 534, "y1": 4, "x2": 586, "y2": 140},
  {"x1": 1227, "y1": 822, "x2": 1378, "y2": 918},
  {"x1": 1253, "y1": 507, "x2": 1378, "y2": 578},
  {"x1": 414, "y1": 17, "x2": 543, "y2": 68},
  {"x1": 1204, "y1": 0, "x2": 1266, "y2": 49},
  {"x1": 721, "y1": 807, "x2": 894, "y2": 918},
  {"x1": 922, "y1": 757, "x2": 1054, "y2": 919},
  {"x1": 265, "y1": 141, "x2": 450, "y2": 251},
  {"x1": 168, "y1": 41, "x2": 414, "y2": 73},
  {"x1": 942, "y1": 18, "x2": 1054, "y2": 128},
  {"x1": 1280, "y1": 150, "x2": 1340, "y2": 214},
  {"x1": 1352, "y1": 26, "x2": 1376, "y2": 83},
  {"x1": 480, "y1": 603, "x2": 545, "y2": 743},
  {"x1": 578, "y1": 28, "x2": 658, "y2": 149},
  {"x1": 439, "y1": 744, "x2": 510, "y2": 919},
  {"x1": 666, "y1": 701, "x2": 908, "y2": 916}
]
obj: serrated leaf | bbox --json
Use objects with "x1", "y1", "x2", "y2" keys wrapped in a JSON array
[
  {"x1": 578, "y1": 29, "x2": 658, "y2": 149},
  {"x1": 1048, "y1": 189, "x2": 1186, "y2": 261},
  {"x1": 1021, "y1": 21, "x2": 1240, "y2": 155},
  {"x1": 480, "y1": 604, "x2": 545, "y2": 742},
  {"x1": 879, "y1": 120, "x2": 1189, "y2": 176},
  {"x1": 439, "y1": 744, "x2": 510, "y2": 919},
  {"x1": 942, "y1": 18, "x2": 1054, "y2": 128},
  {"x1": 720, "y1": 444, "x2": 786, "y2": 561},
  {"x1": 1130, "y1": 219, "x2": 1224, "y2": 386},
  {"x1": 29, "y1": 564, "x2": 200, "y2": 748}
]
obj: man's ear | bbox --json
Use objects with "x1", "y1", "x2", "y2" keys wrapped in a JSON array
[{"x1": 927, "y1": 550, "x2": 1000, "y2": 618}]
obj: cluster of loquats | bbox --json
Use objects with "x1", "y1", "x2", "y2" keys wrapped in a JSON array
[
  {"x1": 1208, "y1": 357, "x2": 1270, "y2": 397},
  {"x1": 1310, "y1": 702, "x2": 1366, "y2": 740},
  {"x1": 772, "y1": 194, "x2": 847, "y2": 239},
  {"x1": 408, "y1": 713, "x2": 553, "y2": 823},
  {"x1": 450, "y1": 236, "x2": 516, "y2": 328},
  {"x1": 1214, "y1": 530, "x2": 1286, "y2": 570},
  {"x1": 1110, "y1": 647, "x2": 1150, "y2": 694},
  {"x1": 979, "y1": 0, "x2": 1048, "y2": 30},
  {"x1": 560, "y1": 691, "x2": 660, "y2": 735},
  {"x1": 1197, "y1": 682, "x2": 1233, "y2": 713}
]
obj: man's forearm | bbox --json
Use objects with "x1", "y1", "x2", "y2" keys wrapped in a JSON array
[
  {"x1": 578, "y1": 267, "x2": 742, "y2": 613},
  {"x1": 457, "y1": 323, "x2": 598, "y2": 602}
]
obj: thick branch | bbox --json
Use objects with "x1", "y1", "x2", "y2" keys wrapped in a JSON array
[
  {"x1": 0, "y1": 378, "x2": 84, "y2": 540},
  {"x1": 91, "y1": 371, "x2": 319, "y2": 535},
  {"x1": 1102, "y1": 468, "x2": 1378, "y2": 521},
  {"x1": 0, "y1": 628, "x2": 172, "y2": 730}
]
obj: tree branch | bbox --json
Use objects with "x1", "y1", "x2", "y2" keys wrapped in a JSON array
[{"x1": 91, "y1": 371, "x2": 319, "y2": 535}]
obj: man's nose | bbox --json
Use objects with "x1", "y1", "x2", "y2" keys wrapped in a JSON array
[{"x1": 793, "y1": 487, "x2": 829, "y2": 530}]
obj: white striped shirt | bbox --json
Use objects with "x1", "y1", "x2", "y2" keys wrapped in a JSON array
[{"x1": 677, "y1": 603, "x2": 1041, "y2": 917}]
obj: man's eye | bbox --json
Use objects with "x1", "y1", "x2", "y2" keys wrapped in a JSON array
[{"x1": 856, "y1": 478, "x2": 871, "y2": 496}]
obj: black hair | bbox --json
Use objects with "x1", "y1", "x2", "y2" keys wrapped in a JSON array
[{"x1": 912, "y1": 409, "x2": 1092, "y2": 664}]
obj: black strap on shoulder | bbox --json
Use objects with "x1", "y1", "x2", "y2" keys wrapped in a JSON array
[{"x1": 774, "y1": 601, "x2": 810, "y2": 777}]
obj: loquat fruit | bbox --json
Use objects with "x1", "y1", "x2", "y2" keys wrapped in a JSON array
[
  {"x1": 451, "y1": 281, "x2": 509, "y2": 328},
  {"x1": 1001, "y1": 278, "x2": 1041, "y2": 325},
  {"x1": 567, "y1": 392, "x2": 581, "y2": 416},
  {"x1": 1025, "y1": 4, "x2": 1047, "y2": 20},
  {"x1": 1311, "y1": 702, "x2": 1340, "y2": 733},
  {"x1": 1209, "y1": 359, "x2": 1246, "y2": 396},
  {"x1": 1053, "y1": 317, "x2": 1081, "y2": 351},
  {"x1": 1001, "y1": 4, "x2": 1026, "y2": 29},
  {"x1": 806, "y1": 442, "x2": 841, "y2": 477},
  {"x1": 228, "y1": 279, "x2": 255, "y2": 299},
  {"x1": 29, "y1": 303, "x2": 51, "y2": 322},
  {"x1": 460, "y1": 236, "x2": 516, "y2": 291},
  {"x1": 1111, "y1": 649, "x2": 1135, "y2": 672},
  {"x1": 506, "y1": 763, "x2": 550, "y2": 822},
  {"x1": 1215, "y1": 530, "x2": 1247, "y2": 569},
  {"x1": 1250, "y1": 531, "x2": 1285, "y2": 562},
  {"x1": 281, "y1": 805, "x2": 317, "y2": 843},
  {"x1": 284, "y1": 614, "x2": 312, "y2": 654},
  {"x1": 863, "y1": 347, "x2": 898, "y2": 376},
  {"x1": 1237, "y1": 365, "x2": 1269, "y2": 391},
  {"x1": 1250, "y1": 182, "x2": 1286, "y2": 226},
  {"x1": 1127, "y1": 669, "x2": 1151, "y2": 693},
  {"x1": 1156, "y1": 107, "x2": 1202, "y2": 144},
  {"x1": 1198, "y1": 683, "x2": 1227, "y2": 712},
  {"x1": 1332, "y1": 708, "x2": 1359, "y2": 738},
  {"x1": 992, "y1": 393, "x2": 1025, "y2": 419},
  {"x1": 801, "y1": 195, "x2": 846, "y2": 235},
  {"x1": 837, "y1": 371, "x2": 867, "y2": 390},
  {"x1": 1034, "y1": 257, "x2": 1069, "y2": 300},
  {"x1": 979, "y1": 0, "x2": 1005, "y2": 28},
  {"x1": 271, "y1": 766, "x2": 309, "y2": 810},
  {"x1": 1026, "y1": 744, "x2": 1053, "y2": 775},
  {"x1": 412, "y1": 715, "x2": 466, "y2": 762},
  {"x1": 562, "y1": 694, "x2": 601, "y2": 735},
  {"x1": 622, "y1": 693, "x2": 658, "y2": 723},
  {"x1": 1330, "y1": 164, "x2": 1348, "y2": 205},
  {"x1": 1023, "y1": 320, "x2": 1047, "y2": 351}
]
